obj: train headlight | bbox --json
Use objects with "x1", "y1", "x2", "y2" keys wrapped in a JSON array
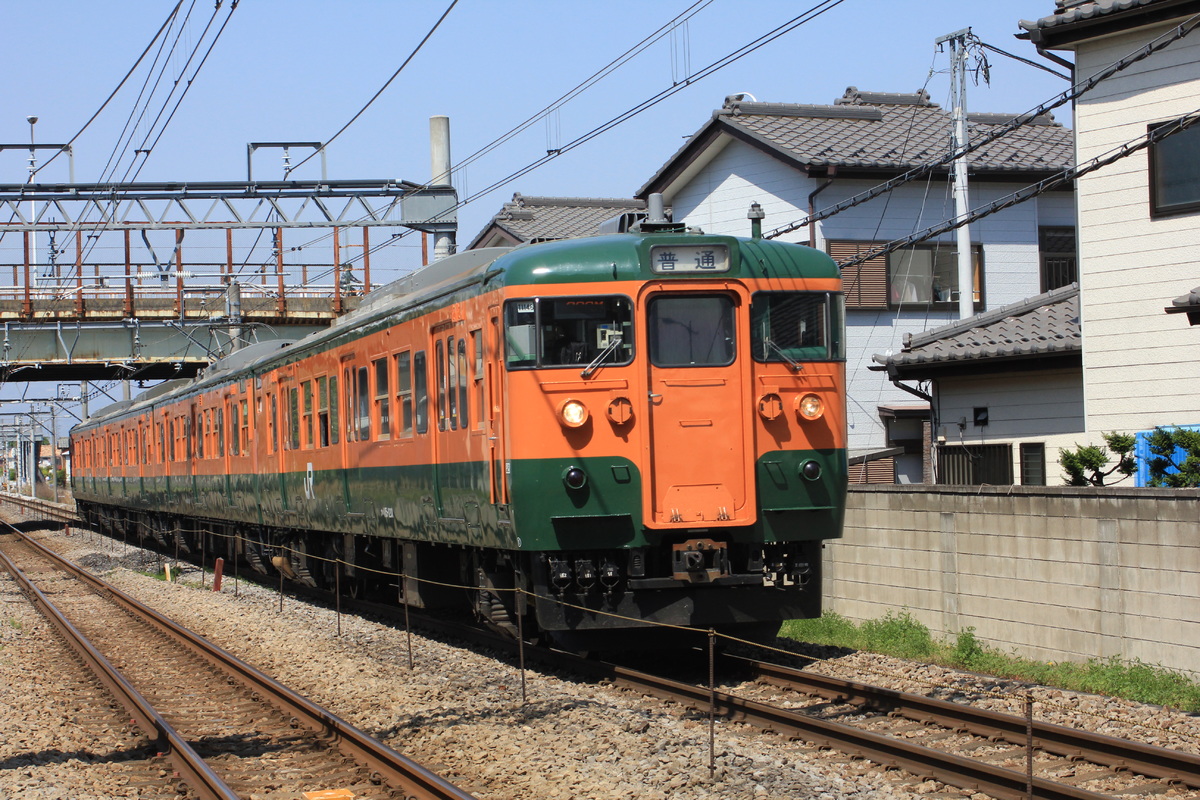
[
  {"x1": 557, "y1": 398, "x2": 590, "y2": 428},
  {"x1": 562, "y1": 466, "x2": 588, "y2": 490},
  {"x1": 796, "y1": 393, "x2": 824, "y2": 421}
]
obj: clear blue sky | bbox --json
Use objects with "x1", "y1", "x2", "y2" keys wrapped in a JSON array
[{"x1": 1, "y1": 0, "x2": 1070, "y2": 420}]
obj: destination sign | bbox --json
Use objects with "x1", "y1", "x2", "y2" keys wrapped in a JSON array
[{"x1": 649, "y1": 244, "x2": 730, "y2": 274}]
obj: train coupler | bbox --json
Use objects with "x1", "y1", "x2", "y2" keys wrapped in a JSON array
[{"x1": 671, "y1": 538, "x2": 729, "y2": 583}]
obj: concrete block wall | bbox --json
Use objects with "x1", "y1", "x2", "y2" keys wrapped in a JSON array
[{"x1": 826, "y1": 485, "x2": 1200, "y2": 677}]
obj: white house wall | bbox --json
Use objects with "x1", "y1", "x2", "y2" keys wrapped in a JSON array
[
  {"x1": 934, "y1": 369, "x2": 1086, "y2": 484},
  {"x1": 1075, "y1": 23, "x2": 1200, "y2": 435},
  {"x1": 667, "y1": 138, "x2": 1074, "y2": 454}
]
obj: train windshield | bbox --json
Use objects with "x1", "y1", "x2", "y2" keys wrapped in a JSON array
[
  {"x1": 750, "y1": 291, "x2": 845, "y2": 362},
  {"x1": 647, "y1": 294, "x2": 736, "y2": 367},
  {"x1": 504, "y1": 295, "x2": 633, "y2": 369}
]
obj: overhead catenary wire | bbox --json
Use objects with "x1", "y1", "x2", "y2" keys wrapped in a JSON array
[
  {"x1": 763, "y1": 12, "x2": 1200, "y2": 241},
  {"x1": 835, "y1": 110, "x2": 1200, "y2": 271}
]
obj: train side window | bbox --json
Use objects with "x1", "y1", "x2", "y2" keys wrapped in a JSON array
[
  {"x1": 395, "y1": 351, "x2": 413, "y2": 437},
  {"x1": 356, "y1": 366, "x2": 370, "y2": 441},
  {"x1": 286, "y1": 388, "x2": 299, "y2": 450},
  {"x1": 240, "y1": 399, "x2": 250, "y2": 452},
  {"x1": 185, "y1": 415, "x2": 193, "y2": 460},
  {"x1": 648, "y1": 294, "x2": 735, "y2": 367},
  {"x1": 457, "y1": 337, "x2": 468, "y2": 431},
  {"x1": 317, "y1": 376, "x2": 330, "y2": 447},
  {"x1": 302, "y1": 381, "x2": 314, "y2": 449},
  {"x1": 447, "y1": 337, "x2": 458, "y2": 430},
  {"x1": 414, "y1": 350, "x2": 428, "y2": 434},
  {"x1": 230, "y1": 402, "x2": 240, "y2": 456},
  {"x1": 436, "y1": 340, "x2": 447, "y2": 431},
  {"x1": 269, "y1": 394, "x2": 278, "y2": 454},
  {"x1": 344, "y1": 368, "x2": 355, "y2": 442},
  {"x1": 216, "y1": 408, "x2": 225, "y2": 458},
  {"x1": 471, "y1": 330, "x2": 484, "y2": 430},
  {"x1": 329, "y1": 375, "x2": 340, "y2": 446},
  {"x1": 373, "y1": 357, "x2": 391, "y2": 440}
]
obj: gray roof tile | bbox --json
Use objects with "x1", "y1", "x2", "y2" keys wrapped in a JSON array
[
  {"x1": 875, "y1": 282, "x2": 1080, "y2": 374},
  {"x1": 467, "y1": 193, "x2": 645, "y2": 248}
]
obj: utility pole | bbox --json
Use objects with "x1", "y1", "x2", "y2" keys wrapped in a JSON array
[
  {"x1": 937, "y1": 29, "x2": 975, "y2": 320},
  {"x1": 430, "y1": 116, "x2": 455, "y2": 261}
]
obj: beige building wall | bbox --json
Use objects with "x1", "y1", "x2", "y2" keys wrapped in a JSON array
[
  {"x1": 1073, "y1": 23, "x2": 1200, "y2": 433},
  {"x1": 826, "y1": 485, "x2": 1200, "y2": 677}
]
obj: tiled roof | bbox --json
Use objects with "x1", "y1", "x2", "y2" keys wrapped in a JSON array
[
  {"x1": 874, "y1": 282, "x2": 1080, "y2": 375},
  {"x1": 639, "y1": 89, "x2": 1073, "y2": 195},
  {"x1": 1019, "y1": 0, "x2": 1198, "y2": 45},
  {"x1": 466, "y1": 193, "x2": 645, "y2": 249}
]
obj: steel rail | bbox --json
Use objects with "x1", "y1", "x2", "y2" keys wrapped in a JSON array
[
  {"x1": 7, "y1": 526, "x2": 478, "y2": 800},
  {"x1": 0, "y1": 537, "x2": 239, "y2": 800},
  {"x1": 729, "y1": 653, "x2": 1200, "y2": 789}
]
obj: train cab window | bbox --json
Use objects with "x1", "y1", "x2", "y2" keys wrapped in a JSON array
[
  {"x1": 503, "y1": 296, "x2": 632, "y2": 369},
  {"x1": 750, "y1": 291, "x2": 846, "y2": 363},
  {"x1": 414, "y1": 351, "x2": 429, "y2": 434},
  {"x1": 648, "y1": 295, "x2": 735, "y2": 367},
  {"x1": 316, "y1": 377, "x2": 330, "y2": 447},
  {"x1": 373, "y1": 358, "x2": 390, "y2": 440},
  {"x1": 395, "y1": 351, "x2": 413, "y2": 437}
]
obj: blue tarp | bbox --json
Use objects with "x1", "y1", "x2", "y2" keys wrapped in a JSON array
[{"x1": 1134, "y1": 424, "x2": 1200, "y2": 487}]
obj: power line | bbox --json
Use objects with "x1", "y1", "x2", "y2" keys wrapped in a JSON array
[
  {"x1": 835, "y1": 110, "x2": 1200, "y2": 271},
  {"x1": 764, "y1": 12, "x2": 1200, "y2": 241},
  {"x1": 286, "y1": 0, "x2": 459, "y2": 178}
]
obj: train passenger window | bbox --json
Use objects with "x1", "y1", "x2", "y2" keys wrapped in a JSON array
[
  {"x1": 395, "y1": 351, "x2": 413, "y2": 437},
  {"x1": 197, "y1": 414, "x2": 205, "y2": 459},
  {"x1": 373, "y1": 358, "x2": 390, "y2": 439},
  {"x1": 216, "y1": 409, "x2": 225, "y2": 458},
  {"x1": 446, "y1": 337, "x2": 458, "y2": 430},
  {"x1": 750, "y1": 292, "x2": 846, "y2": 363},
  {"x1": 289, "y1": 387, "x2": 300, "y2": 450},
  {"x1": 457, "y1": 337, "x2": 468, "y2": 431},
  {"x1": 648, "y1": 295, "x2": 735, "y2": 367},
  {"x1": 302, "y1": 381, "x2": 314, "y2": 449},
  {"x1": 471, "y1": 330, "x2": 484, "y2": 431},
  {"x1": 230, "y1": 403, "x2": 240, "y2": 456},
  {"x1": 356, "y1": 367, "x2": 370, "y2": 441},
  {"x1": 269, "y1": 395, "x2": 278, "y2": 454},
  {"x1": 503, "y1": 296, "x2": 633, "y2": 369},
  {"x1": 414, "y1": 351, "x2": 428, "y2": 434},
  {"x1": 240, "y1": 399, "x2": 250, "y2": 452},
  {"x1": 344, "y1": 368, "x2": 355, "y2": 442},
  {"x1": 328, "y1": 375, "x2": 339, "y2": 446},
  {"x1": 436, "y1": 340, "x2": 447, "y2": 431},
  {"x1": 317, "y1": 377, "x2": 330, "y2": 447}
]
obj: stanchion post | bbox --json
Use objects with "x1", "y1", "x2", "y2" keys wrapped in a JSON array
[
  {"x1": 213, "y1": 557, "x2": 224, "y2": 592},
  {"x1": 278, "y1": 564, "x2": 284, "y2": 613},
  {"x1": 708, "y1": 628, "x2": 717, "y2": 778},
  {"x1": 335, "y1": 561, "x2": 342, "y2": 637},
  {"x1": 201, "y1": 533, "x2": 207, "y2": 589},
  {"x1": 402, "y1": 573, "x2": 413, "y2": 670},
  {"x1": 234, "y1": 540, "x2": 239, "y2": 598},
  {"x1": 517, "y1": 591, "x2": 527, "y2": 707},
  {"x1": 1025, "y1": 692, "x2": 1034, "y2": 800}
]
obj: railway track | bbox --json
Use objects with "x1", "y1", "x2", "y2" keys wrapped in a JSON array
[
  {"x1": 8, "y1": 494, "x2": 1199, "y2": 800},
  {"x1": 0, "y1": 523, "x2": 476, "y2": 800}
]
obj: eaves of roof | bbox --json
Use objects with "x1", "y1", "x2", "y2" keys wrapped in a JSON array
[
  {"x1": 873, "y1": 282, "x2": 1081, "y2": 380},
  {"x1": 1019, "y1": 0, "x2": 1200, "y2": 49}
]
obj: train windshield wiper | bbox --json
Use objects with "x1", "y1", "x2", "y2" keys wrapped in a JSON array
[
  {"x1": 764, "y1": 337, "x2": 803, "y2": 372},
  {"x1": 581, "y1": 335, "x2": 623, "y2": 378}
]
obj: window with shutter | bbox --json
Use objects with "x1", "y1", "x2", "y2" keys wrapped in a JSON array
[{"x1": 827, "y1": 241, "x2": 887, "y2": 309}]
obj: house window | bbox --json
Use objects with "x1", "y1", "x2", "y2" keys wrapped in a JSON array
[
  {"x1": 1020, "y1": 443, "x2": 1046, "y2": 486},
  {"x1": 1039, "y1": 227, "x2": 1077, "y2": 292},
  {"x1": 938, "y1": 443, "x2": 1013, "y2": 485},
  {"x1": 827, "y1": 240, "x2": 982, "y2": 310},
  {"x1": 1149, "y1": 117, "x2": 1200, "y2": 217}
]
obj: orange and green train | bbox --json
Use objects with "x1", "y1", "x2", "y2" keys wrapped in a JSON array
[{"x1": 71, "y1": 222, "x2": 847, "y2": 648}]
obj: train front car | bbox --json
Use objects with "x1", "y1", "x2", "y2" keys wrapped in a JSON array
[{"x1": 495, "y1": 227, "x2": 846, "y2": 648}]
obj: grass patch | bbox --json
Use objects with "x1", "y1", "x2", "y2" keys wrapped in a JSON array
[
  {"x1": 5, "y1": 617, "x2": 21, "y2": 630},
  {"x1": 780, "y1": 611, "x2": 1200, "y2": 712}
]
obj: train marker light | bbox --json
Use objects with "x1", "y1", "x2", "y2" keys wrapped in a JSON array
[
  {"x1": 562, "y1": 466, "x2": 588, "y2": 490},
  {"x1": 801, "y1": 460, "x2": 822, "y2": 481},
  {"x1": 558, "y1": 398, "x2": 590, "y2": 428},
  {"x1": 606, "y1": 396, "x2": 633, "y2": 425},
  {"x1": 796, "y1": 393, "x2": 824, "y2": 421},
  {"x1": 757, "y1": 393, "x2": 783, "y2": 420}
]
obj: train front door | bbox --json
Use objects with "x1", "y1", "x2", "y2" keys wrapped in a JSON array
[{"x1": 642, "y1": 287, "x2": 754, "y2": 527}]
